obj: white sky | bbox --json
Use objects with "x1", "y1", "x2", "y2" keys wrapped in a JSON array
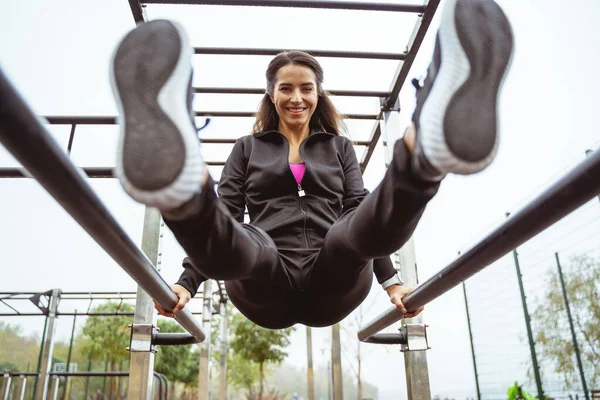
[{"x1": 1, "y1": 0, "x2": 599, "y2": 399}]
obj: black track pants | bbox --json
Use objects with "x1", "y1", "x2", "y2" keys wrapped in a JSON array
[{"x1": 164, "y1": 139, "x2": 440, "y2": 328}]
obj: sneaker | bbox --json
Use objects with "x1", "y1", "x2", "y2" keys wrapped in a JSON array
[
  {"x1": 411, "y1": 0, "x2": 514, "y2": 182},
  {"x1": 110, "y1": 20, "x2": 207, "y2": 211}
]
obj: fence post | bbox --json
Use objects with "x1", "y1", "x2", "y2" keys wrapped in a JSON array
[
  {"x1": 511, "y1": 246, "x2": 544, "y2": 400},
  {"x1": 462, "y1": 282, "x2": 481, "y2": 400},
  {"x1": 555, "y1": 252, "x2": 590, "y2": 400}
]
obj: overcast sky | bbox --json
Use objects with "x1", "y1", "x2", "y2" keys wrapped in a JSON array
[{"x1": 1, "y1": 0, "x2": 599, "y2": 399}]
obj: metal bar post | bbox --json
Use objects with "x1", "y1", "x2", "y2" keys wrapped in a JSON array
[
  {"x1": 218, "y1": 301, "x2": 228, "y2": 400},
  {"x1": 34, "y1": 289, "x2": 60, "y2": 400},
  {"x1": 555, "y1": 252, "x2": 590, "y2": 400},
  {"x1": 63, "y1": 311, "x2": 77, "y2": 400},
  {"x1": 330, "y1": 323, "x2": 343, "y2": 400},
  {"x1": 306, "y1": 327, "x2": 315, "y2": 400},
  {"x1": 462, "y1": 282, "x2": 481, "y2": 400},
  {"x1": 198, "y1": 280, "x2": 213, "y2": 400},
  {"x1": 512, "y1": 248, "x2": 544, "y2": 400},
  {"x1": 382, "y1": 105, "x2": 431, "y2": 400},
  {"x1": 48, "y1": 375, "x2": 59, "y2": 400},
  {"x1": 1, "y1": 373, "x2": 11, "y2": 400},
  {"x1": 17, "y1": 376, "x2": 27, "y2": 400},
  {"x1": 128, "y1": 207, "x2": 162, "y2": 400},
  {"x1": 32, "y1": 317, "x2": 48, "y2": 400}
]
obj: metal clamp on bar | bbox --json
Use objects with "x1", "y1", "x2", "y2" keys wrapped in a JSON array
[
  {"x1": 127, "y1": 324, "x2": 156, "y2": 353},
  {"x1": 401, "y1": 324, "x2": 429, "y2": 352}
]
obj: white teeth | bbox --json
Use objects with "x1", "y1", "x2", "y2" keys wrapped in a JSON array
[{"x1": 288, "y1": 108, "x2": 304, "y2": 112}]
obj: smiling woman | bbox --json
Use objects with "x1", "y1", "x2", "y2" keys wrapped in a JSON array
[{"x1": 110, "y1": 0, "x2": 514, "y2": 329}]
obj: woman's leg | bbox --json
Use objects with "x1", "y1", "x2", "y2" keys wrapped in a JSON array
[
  {"x1": 163, "y1": 175, "x2": 288, "y2": 285},
  {"x1": 310, "y1": 0, "x2": 513, "y2": 290}
]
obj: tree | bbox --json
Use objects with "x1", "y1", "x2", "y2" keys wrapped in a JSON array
[
  {"x1": 532, "y1": 254, "x2": 600, "y2": 389},
  {"x1": 79, "y1": 301, "x2": 134, "y2": 399},
  {"x1": 210, "y1": 303, "x2": 261, "y2": 397},
  {"x1": 229, "y1": 312, "x2": 295, "y2": 400},
  {"x1": 341, "y1": 294, "x2": 383, "y2": 400},
  {"x1": 154, "y1": 319, "x2": 200, "y2": 390}
]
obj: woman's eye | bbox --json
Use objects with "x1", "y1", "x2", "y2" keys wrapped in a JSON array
[{"x1": 303, "y1": 87, "x2": 313, "y2": 92}]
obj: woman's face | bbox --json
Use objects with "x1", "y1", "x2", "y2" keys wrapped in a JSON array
[{"x1": 270, "y1": 63, "x2": 319, "y2": 132}]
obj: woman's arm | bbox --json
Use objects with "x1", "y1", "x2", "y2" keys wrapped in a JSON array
[{"x1": 217, "y1": 138, "x2": 248, "y2": 222}]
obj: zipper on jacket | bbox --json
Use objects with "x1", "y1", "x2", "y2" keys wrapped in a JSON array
[{"x1": 297, "y1": 184, "x2": 309, "y2": 248}]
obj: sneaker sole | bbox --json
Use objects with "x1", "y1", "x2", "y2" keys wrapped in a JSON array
[
  {"x1": 111, "y1": 20, "x2": 206, "y2": 209},
  {"x1": 419, "y1": 0, "x2": 514, "y2": 175}
]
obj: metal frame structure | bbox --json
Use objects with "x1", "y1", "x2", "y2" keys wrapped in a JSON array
[{"x1": 0, "y1": 0, "x2": 445, "y2": 399}]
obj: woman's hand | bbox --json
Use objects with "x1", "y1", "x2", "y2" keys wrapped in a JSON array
[
  {"x1": 153, "y1": 284, "x2": 192, "y2": 318},
  {"x1": 385, "y1": 284, "x2": 424, "y2": 319}
]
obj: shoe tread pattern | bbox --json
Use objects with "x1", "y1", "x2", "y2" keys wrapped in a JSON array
[{"x1": 113, "y1": 21, "x2": 186, "y2": 191}]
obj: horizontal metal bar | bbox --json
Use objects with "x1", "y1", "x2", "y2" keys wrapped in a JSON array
[
  {"x1": 0, "y1": 67, "x2": 205, "y2": 343},
  {"x1": 362, "y1": 332, "x2": 406, "y2": 345},
  {"x1": 358, "y1": 148, "x2": 600, "y2": 342},
  {"x1": 45, "y1": 116, "x2": 117, "y2": 125},
  {"x1": 153, "y1": 332, "x2": 199, "y2": 345},
  {"x1": 0, "y1": 312, "x2": 203, "y2": 316},
  {"x1": 197, "y1": 111, "x2": 378, "y2": 119},
  {"x1": 144, "y1": 0, "x2": 425, "y2": 13},
  {"x1": 194, "y1": 48, "x2": 404, "y2": 61},
  {"x1": 384, "y1": 0, "x2": 440, "y2": 111},
  {"x1": 194, "y1": 86, "x2": 392, "y2": 97},
  {"x1": 1, "y1": 373, "x2": 39, "y2": 377},
  {"x1": 49, "y1": 372, "x2": 129, "y2": 377}
]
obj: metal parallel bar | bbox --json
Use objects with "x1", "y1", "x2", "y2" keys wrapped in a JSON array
[
  {"x1": 0, "y1": 68, "x2": 205, "y2": 343},
  {"x1": 153, "y1": 333, "x2": 199, "y2": 345},
  {"x1": 3, "y1": 373, "x2": 39, "y2": 377},
  {"x1": 196, "y1": 111, "x2": 378, "y2": 119},
  {"x1": 0, "y1": 312, "x2": 203, "y2": 317},
  {"x1": 364, "y1": 332, "x2": 406, "y2": 345},
  {"x1": 143, "y1": 0, "x2": 426, "y2": 13},
  {"x1": 194, "y1": 48, "x2": 404, "y2": 61},
  {"x1": 383, "y1": 0, "x2": 441, "y2": 111},
  {"x1": 49, "y1": 372, "x2": 129, "y2": 377},
  {"x1": 128, "y1": 0, "x2": 146, "y2": 23},
  {"x1": 358, "y1": 148, "x2": 600, "y2": 342},
  {"x1": 194, "y1": 86, "x2": 393, "y2": 97},
  {"x1": 43, "y1": 113, "x2": 377, "y2": 123}
]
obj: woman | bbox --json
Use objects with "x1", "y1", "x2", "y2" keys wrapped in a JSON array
[{"x1": 110, "y1": 0, "x2": 513, "y2": 328}]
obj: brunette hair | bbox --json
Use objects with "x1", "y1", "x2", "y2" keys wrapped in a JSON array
[{"x1": 252, "y1": 51, "x2": 346, "y2": 136}]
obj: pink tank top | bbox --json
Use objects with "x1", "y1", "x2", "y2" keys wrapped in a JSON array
[{"x1": 289, "y1": 162, "x2": 306, "y2": 185}]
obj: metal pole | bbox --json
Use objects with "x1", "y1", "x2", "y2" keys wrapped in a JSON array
[
  {"x1": 128, "y1": 207, "x2": 162, "y2": 400},
  {"x1": 462, "y1": 282, "x2": 481, "y2": 400},
  {"x1": 63, "y1": 311, "x2": 77, "y2": 400},
  {"x1": 218, "y1": 301, "x2": 228, "y2": 400},
  {"x1": 48, "y1": 375, "x2": 59, "y2": 400},
  {"x1": 17, "y1": 376, "x2": 27, "y2": 400},
  {"x1": 198, "y1": 280, "x2": 213, "y2": 400},
  {"x1": 512, "y1": 248, "x2": 544, "y2": 400},
  {"x1": 555, "y1": 253, "x2": 590, "y2": 400},
  {"x1": 306, "y1": 327, "x2": 315, "y2": 400},
  {"x1": 0, "y1": 69, "x2": 204, "y2": 342},
  {"x1": 34, "y1": 289, "x2": 60, "y2": 400},
  {"x1": 1, "y1": 373, "x2": 11, "y2": 400},
  {"x1": 32, "y1": 316, "x2": 48, "y2": 400},
  {"x1": 83, "y1": 360, "x2": 91, "y2": 400},
  {"x1": 382, "y1": 107, "x2": 431, "y2": 400},
  {"x1": 396, "y1": 240, "x2": 431, "y2": 400},
  {"x1": 331, "y1": 323, "x2": 343, "y2": 400}
]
